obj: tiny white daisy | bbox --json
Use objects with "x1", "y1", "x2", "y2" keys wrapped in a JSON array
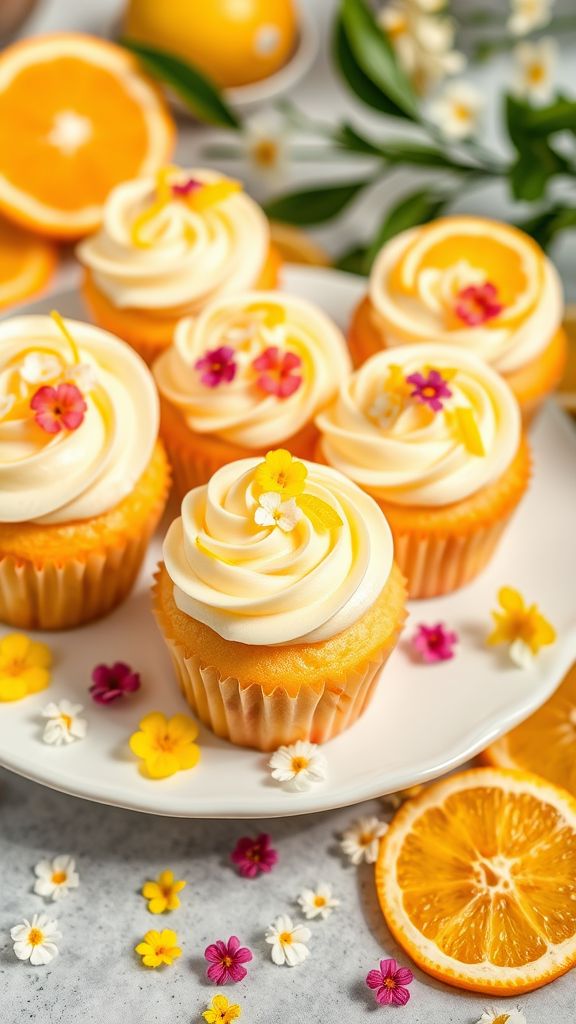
[
  {"x1": 269, "y1": 740, "x2": 328, "y2": 792},
  {"x1": 33, "y1": 855, "x2": 79, "y2": 901},
  {"x1": 512, "y1": 38, "x2": 556, "y2": 103},
  {"x1": 265, "y1": 914, "x2": 311, "y2": 967},
  {"x1": 297, "y1": 882, "x2": 339, "y2": 920},
  {"x1": 19, "y1": 352, "x2": 62, "y2": 385},
  {"x1": 476, "y1": 1009, "x2": 527, "y2": 1024},
  {"x1": 254, "y1": 492, "x2": 302, "y2": 532},
  {"x1": 11, "y1": 913, "x2": 61, "y2": 966},
  {"x1": 429, "y1": 80, "x2": 484, "y2": 140},
  {"x1": 41, "y1": 700, "x2": 87, "y2": 746},
  {"x1": 340, "y1": 816, "x2": 389, "y2": 865},
  {"x1": 243, "y1": 111, "x2": 288, "y2": 186},
  {"x1": 508, "y1": 0, "x2": 553, "y2": 36}
]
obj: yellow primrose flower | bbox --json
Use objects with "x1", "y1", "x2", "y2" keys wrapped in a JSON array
[
  {"x1": 0, "y1": 633, "x2": 52, "y2": 702},
  {"x1": 488, "y1": 586, "x2": 556, "y2": 668},
  {"x1": 254, "y1": 449, "x2": 307, "y2": 498},
  {"x1": 135, "y1": 928, "x2": 182, "y2": 968},
  {"x1": 202, "y1": 994, "x2": 242, "y2": 1024},
  {"x1": 129, "y1": 712, "x2": 200, "y2": 779},
  {"x1": 142, "y1": 869, "x2": 186, "y2": 914}
]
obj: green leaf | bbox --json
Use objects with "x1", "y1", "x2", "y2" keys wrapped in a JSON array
[
  {"x1": 264, "y1": 180, "x2": 368, "y2": 226},
  {"x1": 522, "y1": 95, "x2": 576, "y2": 136},
  {"x1": 333, "y1": 125, "x2": 477, "y2": 171},
  {"x1": 334, "y1": 244, "x2": 370, "y2": 275},
  {"x1": 505, "y1": 94, "x2": 569, "y2": 200},
  {"x1": 121, "y1": 38, "x2": 240, "y2": 128},
  {"x1": 517, "y1": 204, "x2": 576, "y2": 250},
  {"x1": 340, "y1": 0, "x2": 419, "y2": 120},
  {"x1": 365, "y1": 188, "x2": 447, "y2": 266},
  {"x1": 333, "y1": 18, "x2": 407, "y2": 119}
]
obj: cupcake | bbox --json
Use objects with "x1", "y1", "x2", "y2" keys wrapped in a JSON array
[
  {"x1": 316, "y1": 344, "x2": 530, "y2": 599},
  {"x1": 153, "y1": 290, "x2": 352, "y2": 496},
  {"x1": 349, "y1": 216, "x2": 566, "y2": 423},
  {"x1": 0, "y1": 314, "x2": 169, "y2": 630},
  {"x1": 78, "y1": 167, "x2": 281, "y2": 365},
  {"x1": 154, "y1": 449, "x2": 406, "y2": 751}
]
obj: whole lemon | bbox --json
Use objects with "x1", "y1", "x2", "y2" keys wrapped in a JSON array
[{"x1": 124, "y1": 0, "x2": 298, "y2": 88}]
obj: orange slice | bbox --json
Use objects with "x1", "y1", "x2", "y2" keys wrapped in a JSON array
[
  {"x1": 376, "y1": 767, "x2": 576, "y2": 994},
  {"x1": 0, "y1": 33, "x2": 174, "y2": 239},
  {"x1": 0, "y1": 217, "x2": 56, "y2": 309}
]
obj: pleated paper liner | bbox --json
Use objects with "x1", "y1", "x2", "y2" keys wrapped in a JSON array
[{"x1": 153, "y1": 561, "x2": 407, "y2": 752}]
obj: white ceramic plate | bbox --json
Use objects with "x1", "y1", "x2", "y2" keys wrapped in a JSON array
[{"x1": 1, "y1": 267, "x2": 575, "y2": 818}]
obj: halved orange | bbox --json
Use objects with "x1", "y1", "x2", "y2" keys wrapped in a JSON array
[
  {"x1": 376, "y1": 767, "x2": 576, "y2": 994},
  {"x1": 483, "y1": 663, "x2": 576, "y2": 797},
  {"x1": 0, "y1": 33, "x2": 174, "y2": 239},
  {"x1": 0, "y1": 216, "x2": 57, "y2": 309}
]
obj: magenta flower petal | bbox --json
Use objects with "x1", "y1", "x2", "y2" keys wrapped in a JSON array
[
  {"x1": 366, "y1": 970, "x2": 383, "y2": 990},
  {"x1": 231, "y1": 833, "x2": 278, "y2": 877},
  {"x1": 366, "y1": 956, "x2": 414, "y2": 1008},
  {"x1": 195, "y1": 346, "x2": 237, "y2": 388},
  {"x1": 31, "y1": 382, "x2": 87, "y2": 434},
  {"x1": 376, "y1": 986, "x2": 395, "y2": 1006},
  {"x1": 89, "y1": 661, "x2": 141, "y2": 704},
  {"x1": 394, "y1": 967, "x2": 414, "y2": 986},
  {"x1": 455, "y1": 281, "x2": 504, "y2": 326},
  {"x1": 252, "y1": 347, "x2": 303, "y2": 399},
  {"x1": 204, "y1": 936, "x2": 253, "y2": 984},
  {"x1": 412, "y1": 623, "x2": 458, "y2": 663},
  {"x1": 391, "y1": 986, "x2": 411, "y2": 1006}
]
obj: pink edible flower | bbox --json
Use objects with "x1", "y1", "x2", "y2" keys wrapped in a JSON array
[
  {"x1": 89, "y1": 662, "x2": 141, "y2": 705},
  {"x1": 30, "y1": 383, "x2": 86, "y2": 434},
  {"x1": 412, "y1": 623, "x2": 458, "y2": 663},
  {"x1": 252, "y1": 346, "x2": 302, "y2": 398},
  {"x1": 195, "y1": 346, "x2": 237, "y2": 388},
  {"x1": 171, "y1": 177, "x2": 202, "y2": 198},
  {"x1": 231, "y1": 833, "x2": 278, "y2": 878},
  {"x1": 204, "y1": 935, "x2": 253, "y2": 985},
  {"x1": 455, "y1": 281, "x2": 503, "y2": 326},
  {"x1": 406, "y1": 369, "x2": 452, "y2": 412},
  {"x1": 366, "y1": 958, "x2": 414, "y2": 1006}
]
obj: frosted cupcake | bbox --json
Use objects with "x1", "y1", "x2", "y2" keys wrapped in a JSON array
[
  {"x1": 78, "y1": 167, "x2": 281, "y2": 365},
  {"x1": 154, "y1": 449, "x2": 406, "y2": 751},
  {"x1": 316, "y1": 344, "x2": 530, "y2": 598},
  {"x1": 153, "y1": 291, "x2": 352, "y2": 496},
  {"x1": 0, "y1": 314, "x2": 169, "y2": 629},
  {"x1": 349, "y1": 216, "x2": 566, "y2": 423}
]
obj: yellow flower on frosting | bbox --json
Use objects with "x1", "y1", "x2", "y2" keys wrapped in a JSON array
[
  {"x1": 487, "y1": 587, "x2": 556, "y2": 668},
  {"x1": 129, "y1": 712, "x2": 200, "y2": 779},
  {"x1": 254, "y1": 449, "x2": 307, "y2": 498},
  {"x1": 202, "y1": 994, "x2": 242, "y2": 1024},
  {"x1": 142, "y1": 870, "x2": 187, "y2": 914},
  {"x1": 0, "y1": 633, "x2": 52, "y2": 703},
  {"x1": 135, "y1": 928, "x2": 182, "y2": 968}
]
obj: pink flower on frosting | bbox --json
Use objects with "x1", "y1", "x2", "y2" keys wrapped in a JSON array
[
  {"x1": 406, "y1": 369, "x2": 452, "y2": 412},
  {"x1": 231, "y1": 833, "x2": 278, "y2": 878},
  {"x1": 30, "y1": 383, "x2": 86, "y2": 434},
  {"x1": 412, "y1": 623, "x2": 458, "y2": 663},
  {"x1": 195, "y1": 346, "x2": 237, "y2": 388},
  {"x1": 366, "y1": 958, "x2": 414, "y2": 1006},
  {"x1": 90, "y1": 662, "x2": 141, "y2": 705},
  {"x1": 455, "y1": 282, "x2": 503, "y2": 326},
  {"x1": 252, "y1": 347, "x2": 302, "y2": 398},
  {"x1": 171, "y1": 177, "x2": 202, "y2": 198},
  {"x1": 204, "y1": 936, "x2": 253, "y2": 985}
]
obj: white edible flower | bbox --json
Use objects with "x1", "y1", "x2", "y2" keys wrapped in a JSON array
[
  {"x1": 19, "y1": 352, "x2": 62, "y2": 385},
  {"x1": 254, "y1": 492, "x2": 302, "y2": 533},
  {"x1": 340, "y1": 816, "x2": 389, "y2": 865},
  {"x1": 429, "y1": 80, "x2": 484, "y2": 139},
  {"x1": 476, "y1": 1010, "x2": 527, "y2": 1024},
  {"x1": 269, "y1": 740, "x2": 328, "y2": 792},
  {"x1": 67, "y1": 362, "x2": 97, "y2": 392},
  {"x1": 265, "y1": 914, "x2": 311, "y2": 966},
  {"x1": 369, "y1": 392, "x2": 405, "y2": 429},
  {"x1": 0, "y1": 394, "x2": 15, "y2": 420},
  {"x1": 243, "y1": 111, "x2": 288, "y2": 186},
  {"x1": 378, "y1": 0, "x2": 465, "y2": 94},
  {"x1": 512, "y1": 38, "x2": 556, "y2": 103},
  {"x1": 508, "y1": 0, "x2": 553, "y2": 36},
  {"x1": 509, "y1": 638, "x2": 535, "y2": 669},
  {"x1": 33, "y1": 855, "x2": 79, "y2": 901},
  {"x1": 41, "y1": 700, "x2": 87, "y2": 746},
  {"x1": 297, "y1": 882, "x2": 340, "y2": 920},
  {"x1": 11, "y1": 913, "x2": 61, "y2": 965}
]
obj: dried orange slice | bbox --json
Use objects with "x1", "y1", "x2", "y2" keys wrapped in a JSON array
[
  {"x1": 0, "y1": 217, "x2": 56, "y2": 310},
  {"x1": 0, "y1": 34, "x2": 174, "y2": 239},
  {"x1": 376, "y1": 767, "x2": 576, "y2": 994}
]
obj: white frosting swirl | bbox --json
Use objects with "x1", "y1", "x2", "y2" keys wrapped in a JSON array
[
  {"x1": 0, "y1": 316, "x2": 159, "y2": 524},
  {"x1": 77, "y1": 168, "x2": 269, "y2": 312},
  {"x1": 154, "y1": 291, "x2": 351, "y2": 448},
  {"x1": 369, "y1": 220, "x2": 563, "y2": 374},
  {"x1": 316, "y1": 344, "x2": 521, "y2": 507},
  {"x1": 163, "y1": 457, "x2": 394, "y2": 646}
]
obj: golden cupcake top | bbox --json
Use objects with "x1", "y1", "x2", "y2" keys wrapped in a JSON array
[
  {"x1": 77, "y1": 166, "x2": 269, "y2": 313},
  {"x1": 316, "y1": 343, "x2": 521, "y2": 507},
  {"x1": 0, "y1": 313, "x2": 158, "y2": 524},
  {"x1": 162, "y1": 449, "x2": 394, "y2": 646},
  {"x1": 153, "y1": 291, "x2": 352, "y2": 448},
  {"x1": 368, "y1": 216, "x2": 563, "y2": 373}
]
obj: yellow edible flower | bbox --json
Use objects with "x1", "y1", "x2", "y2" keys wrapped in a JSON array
[
  {"x1": 135, "y1": 928, "x2": 182, "y2": 968},
  {"x1": 254, "y1": 449, "x2": 308, "y2": 498},
  {"x1": 202, "y1": 994, "x2": 242, "y2": 1024},
  {"x1": 142, "y1": 869, "x2": 186, "y2": 914},
  {"x1": 0, "y1": 633, "x2": 52, "y2": 702},
  {"x1": 488, "y1": 586, "x2": 556, "y2": 668},
  {"x1": 129, "y1": 712, "x2": 200, "y2": 779}
]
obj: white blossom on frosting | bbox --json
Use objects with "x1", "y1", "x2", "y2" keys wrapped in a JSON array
[
  {"x1": 19, "y1": 352, "x2": 62, "y2": 385},
  {"x1": 41, "y1": 700, "x2": 87, "y2": 746},
  {"x1": 265, "y1": 914, "x2": 311, "y2": 966},
  {"x1": 254, "y1": 492, "x2": 302, "y2": 532},
  {"x1": 33, "y1": 855, "x2": 79, "y2": 901},
  {"x1": 269, "y1": 740, "x2": 328, "y2": 792},
  {"x1": 297, "y1": 883, "x2": 340, "y2": 920},
  {"x1": 11, "y1": 913, "x2": 61, "y2": 965},
  {"x1": 340, "y1": 816, "x2": 389, "y2": 865},
  {"x1": 67, "y1": 362, "x2": 97, "y2": 392}
]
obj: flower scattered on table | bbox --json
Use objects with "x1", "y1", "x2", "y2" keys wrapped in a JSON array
[
  {"x1": 195, "y1": 346, "x2": 237, "y2": 388},
  {"x1": 406, "y1": 369, "x2": 452, "y2": 412},
  {"x1": 142, "y1": 869, "x2": 186, "y2": 914},
  {"x1": 429, "y1": 80, "x2": 484, "y2": 140},
  {"x1": 254, "y1": 449, "x2": 307, "y2": 498},
  {"x1": 411, "y1": 623, "x2": 458, "y2": 663},
  {"x1": 265, "y1": 914, "x2": 311, "y2": 967},
  {"x1": 487, "y1": 586, "x2": 556, "y2": 668},
  {"x1": 41, "y1": 700, "x2": 87, "y2": 746},
  {"x1": 297, "y1": 882, "x2": 339, "y2": 921},
  {"x1": 455, "y1": 282, "x2": 503, "y2": 326},
  {"x1": 252, "y1": 346, "x2": 303, "y2": 398},
  {"x1": 11, "y1": 913, "x2": 61, "y2": 966},
  {"x1": 135, "y1": 928, "x2": 182, "y2": 968},
  {"x1": 508, "y1": 0, "x2": 552, "y2": 35},
  {"x1": 31, "y1": 382, "x2": 86, "y2": 434},
  {"x1": 204, "y1": 935, "x2": 253, "y2": 985},
  {"x1": 340, "y1": 816, "x2": 389, "y2": 866},
  {"x1": 254, "y1": 492, "x2": 302, "y2": 532},
  {"x1": 231, "y1": 833, "x2": 278, "y2": 878},
  {"x1": 33, "y1": 855, "x2": 79, "y2": 901},
  {"x1": 202, "y1": 994, "x2": 242, "y2": 1024},
  {"x1": 513, "y1": 38, "x2": 556, "y2": 103},
  {"x1": 366, "y1": 957, "x2": 414, "y2": 1006},
  {"x1": 0, "y1": 632, "x2": 52, "y2": 702},
  {"x1": 129, "y1": 711, "x2": 200, "y2": 779},
  {"x1": 90, "y1": 661, "x2": 141, "y2": 705},
  {"x1": 269, "y1": 740, "x2": 328, "y2": 792},
  {"x1": 476, "y1": 1010, "x2": 527, "y2": 1024}
]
